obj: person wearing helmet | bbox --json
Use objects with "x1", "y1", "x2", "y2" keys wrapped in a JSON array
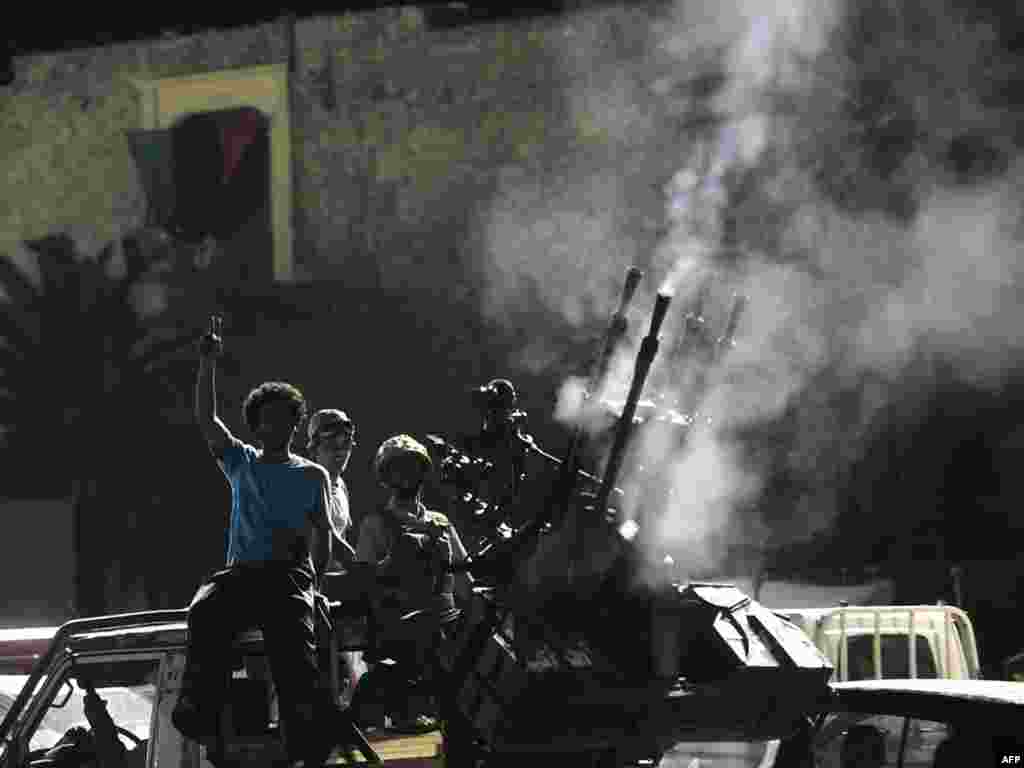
[
  {"x1": 437, "y1": 378, "x2": 557, "y2": 554},
  {"x1": 307, "y1": 408, "x2": 358, "y2": 567},
  {"x1": 357, "y1": 434, "x2": 473, "y2": 617},
  {"x1": 352, "y1": 434, "x2": 472, "y2": 733},
  {"x1": 473, "y1": 373, "x2": 528, "y2": 443}
]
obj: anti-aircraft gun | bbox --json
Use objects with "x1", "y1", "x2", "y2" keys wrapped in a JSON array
[{"x1": 436, "y1": 268, "x2": 835, "y2": 768}]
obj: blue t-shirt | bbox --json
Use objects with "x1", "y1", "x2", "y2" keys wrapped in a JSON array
[{"x1": 219, "y1": 437, "x2": 330, "y2": 567}]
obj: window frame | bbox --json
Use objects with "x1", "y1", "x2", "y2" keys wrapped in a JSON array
[{"x1": 11, "y1": 651, "x2": 165, "y2": 768}]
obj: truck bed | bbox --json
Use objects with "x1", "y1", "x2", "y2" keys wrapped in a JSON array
[{"x1": 329, "y1": 728, "x2": 443, "y2": 766}]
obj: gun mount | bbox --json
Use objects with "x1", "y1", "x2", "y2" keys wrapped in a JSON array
[{"x1": 429, "y1": 272, "x2": 832, "y2": 766}]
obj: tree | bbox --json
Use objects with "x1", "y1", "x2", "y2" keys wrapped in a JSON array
[{"x1": 0, "y1": 230, "x2": 198, "y2": 616}]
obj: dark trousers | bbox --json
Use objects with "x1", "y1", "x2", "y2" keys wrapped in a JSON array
[
  {"x1": 350, "y1": 607, "x2": 460, "y2": 727},
  {"x1": 180, "y1": 563, "x2": 332, "y2": 762}
]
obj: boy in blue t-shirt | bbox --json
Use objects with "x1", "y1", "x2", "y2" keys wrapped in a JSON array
[{"x1": 172, "y1": 319, "x2": 338, "y2": 767}]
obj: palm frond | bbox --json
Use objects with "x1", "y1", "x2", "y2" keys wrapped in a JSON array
[
  {"x1": 96, "y1": 241, "x2": 116, "y2": 269},
  {"x1": 106, "y1": 235, "x2": 154, "y2": 312},
  {"x1": 0, "y1": 252, "x2": 41, "y2": 308},
  {"x1": 0, "y1": 303, "x2": 40, "y2": 350},
  {"x1": 26, "y1": 234, "x2": 80, "y2": 299},
  {"x1": 120, "y1": 235, "x2": 151, "y2": 286}
]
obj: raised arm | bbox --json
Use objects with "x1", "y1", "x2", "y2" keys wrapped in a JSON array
[{"x1": 195, "y1": 317, "x2": 233, "y2": 460}]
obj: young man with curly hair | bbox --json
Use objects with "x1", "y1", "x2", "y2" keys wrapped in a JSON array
[{"x1": 172, "y1": 320, "x2": 339, "y2": 767}]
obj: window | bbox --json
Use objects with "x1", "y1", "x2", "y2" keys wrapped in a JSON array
[
  {"x1": 846, "y1": 635, "x2": 939, "y2": 680},
  {"x1": 167, "y1": 107, "x2": 273, "y2": 284},
  {"x1": 22, "y1": 658, "x2": 159, "y2": 754},
  {"x1": 130, "y1": 65, "x2": 295, "y2": 283}
]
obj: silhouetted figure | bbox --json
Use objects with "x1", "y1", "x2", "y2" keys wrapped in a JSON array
[{"x1": 435, "y1": 379, "x2": 564, "y2": 555}]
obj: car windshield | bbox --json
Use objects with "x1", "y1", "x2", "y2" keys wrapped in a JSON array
[
  {"x1": 0, "y1": 674, "x2": 45, "y2": 735},
  {"x1": 0, "y1": 662, "x2": 157, "y2": 753}
]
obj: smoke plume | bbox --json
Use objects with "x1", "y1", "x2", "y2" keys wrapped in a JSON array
[{"x1": 478, "y1": 0, "x2": 1024, "y2": 583}]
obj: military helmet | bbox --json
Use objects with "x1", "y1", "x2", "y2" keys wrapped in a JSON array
[
  {"x1": 374, "y1": 434, "x2": 433, "y2": 485},
  {"x1": 472, "y1": 378, "x2": 517, "y2": 414}
]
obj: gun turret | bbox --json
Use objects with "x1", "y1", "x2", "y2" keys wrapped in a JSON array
[
  {"x1": 551, "y1": 265, "x2": 643, "y2": 528},
  {"x1": 566, "y1": 291, "x2": 672, "y2": 587}
]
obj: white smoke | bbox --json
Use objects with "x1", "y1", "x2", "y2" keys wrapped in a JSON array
[{"x1": 478, "y1": 0, "x2": 1024, "y2": 583}]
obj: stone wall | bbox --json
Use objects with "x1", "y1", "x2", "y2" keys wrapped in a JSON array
[
  {"x1": 0, "y1": 6, "x2": 668, "y2": 285},
  {"x1": 0, "y1": 3, "x2": 685, "y2": 615}
]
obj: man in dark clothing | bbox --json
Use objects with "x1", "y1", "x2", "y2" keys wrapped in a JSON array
[{"x1": 172, "y1": 319, "x2": 338, "y2": 767}]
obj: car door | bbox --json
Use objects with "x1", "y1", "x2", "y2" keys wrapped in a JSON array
[
  {"x1": 810, "y1": 711, "x2": 953, "y2": 767},
  {"x1": 149, "y1": 650, "x2": 220, "y2": 768}
]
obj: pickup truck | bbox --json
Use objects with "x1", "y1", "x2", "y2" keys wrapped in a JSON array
[
  {"x1": 773, "y1": 604, "x2": 981, "y2": 682},
  {"x1": 661, "y1": 604, "x2": 983, "y2": 767},
  {"x1": 0, "y1": 610, "x2": 441, "y2": 768},
  {"x1": 0, "y1": 581, "x2": 839, "y2": 768}
]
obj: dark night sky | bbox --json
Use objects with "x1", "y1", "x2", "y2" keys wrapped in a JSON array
[
  {"x1": 3, "y1": 2, "x2": 578, "y2": 58},
  {"x1": 6, "y1": 0, "x2": 1019, "y2": 58}
]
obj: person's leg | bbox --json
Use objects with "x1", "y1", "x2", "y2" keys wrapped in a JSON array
[
  {"x1": 387, "y1": 614, "x2": 444, "y2": 732},
  {"x1": 260, "y1": 568, "x2": 334, "y2": 766},
  {"x1": 173, "y1": 569, "x2": 247, "y2": 745}
]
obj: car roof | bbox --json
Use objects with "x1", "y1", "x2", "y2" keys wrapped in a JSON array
[
  {"x1": 12, "y1": 612, "x2": 192, "y2": 664},
  {"x1": 829, "y1": 679, "x2": 1024, "y2": 728},
  {"x1": 833, "y1": 679, "x2": 1024, "y2": 704},
  {"x1": 66, "y1": 622, "x2": 190, "y2": 653}
]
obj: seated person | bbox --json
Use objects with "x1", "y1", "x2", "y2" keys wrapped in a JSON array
[
  {"x1": 307, "y1": 408, "x2": 359, "y2": 570},
  {"x1": 351, "y1": 434, "x2": 473, "y2": 732},
  {"x1": 36, "y1": 683, "x2": 149, "y2": 768},
  {"x1": 307, "y1": 408, "x2": 360, "y2": 704},
  {"x1": 172, "y1": 324, "x2": 339, "y2": 768}
]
